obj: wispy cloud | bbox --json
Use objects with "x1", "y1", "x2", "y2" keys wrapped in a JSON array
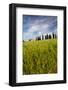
[{"x1": 23, "y1": 15, "x2": 57, "y2": 40}]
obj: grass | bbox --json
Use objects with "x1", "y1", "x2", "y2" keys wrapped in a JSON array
[{"x1": 23, "y1": 39, "x2": 57, "y2": 75}]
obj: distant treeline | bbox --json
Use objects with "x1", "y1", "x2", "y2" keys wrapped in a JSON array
[
  {"x1": 23, "y1": 33, "x2": 57, "y2": 42},
  {"x1": 36, "y1": 33, "x2": 57, "y2": 40}
]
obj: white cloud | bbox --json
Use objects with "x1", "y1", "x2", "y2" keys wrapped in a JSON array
[
  {"x1": 23, "y1": 32, "x2": 37, "y2": 40},
  {"x1": 28, "y1": 23, "x2": 49, "y2": 33}
]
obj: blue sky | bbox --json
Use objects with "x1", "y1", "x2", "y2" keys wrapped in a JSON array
[{"x1": 23, "y1": 15, "x2": 57, "y2": 40}]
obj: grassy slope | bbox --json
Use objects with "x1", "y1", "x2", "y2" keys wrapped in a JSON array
[{"x1": 23, "y1": 39, "x2": 57, "y2": 75}]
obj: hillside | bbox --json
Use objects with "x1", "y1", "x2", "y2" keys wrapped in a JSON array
[{"x1": 23, "y1": 39, "x2": 57, "y2": 75}]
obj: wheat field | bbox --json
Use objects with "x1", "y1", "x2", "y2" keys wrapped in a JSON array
[{"x1": 23, "y1": 39, "x2": 57, "y2": 75}]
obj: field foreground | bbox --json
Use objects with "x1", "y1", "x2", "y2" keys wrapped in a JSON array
[{"x1": 23, "y1": 39, "x2": 57, "y2": 75}]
